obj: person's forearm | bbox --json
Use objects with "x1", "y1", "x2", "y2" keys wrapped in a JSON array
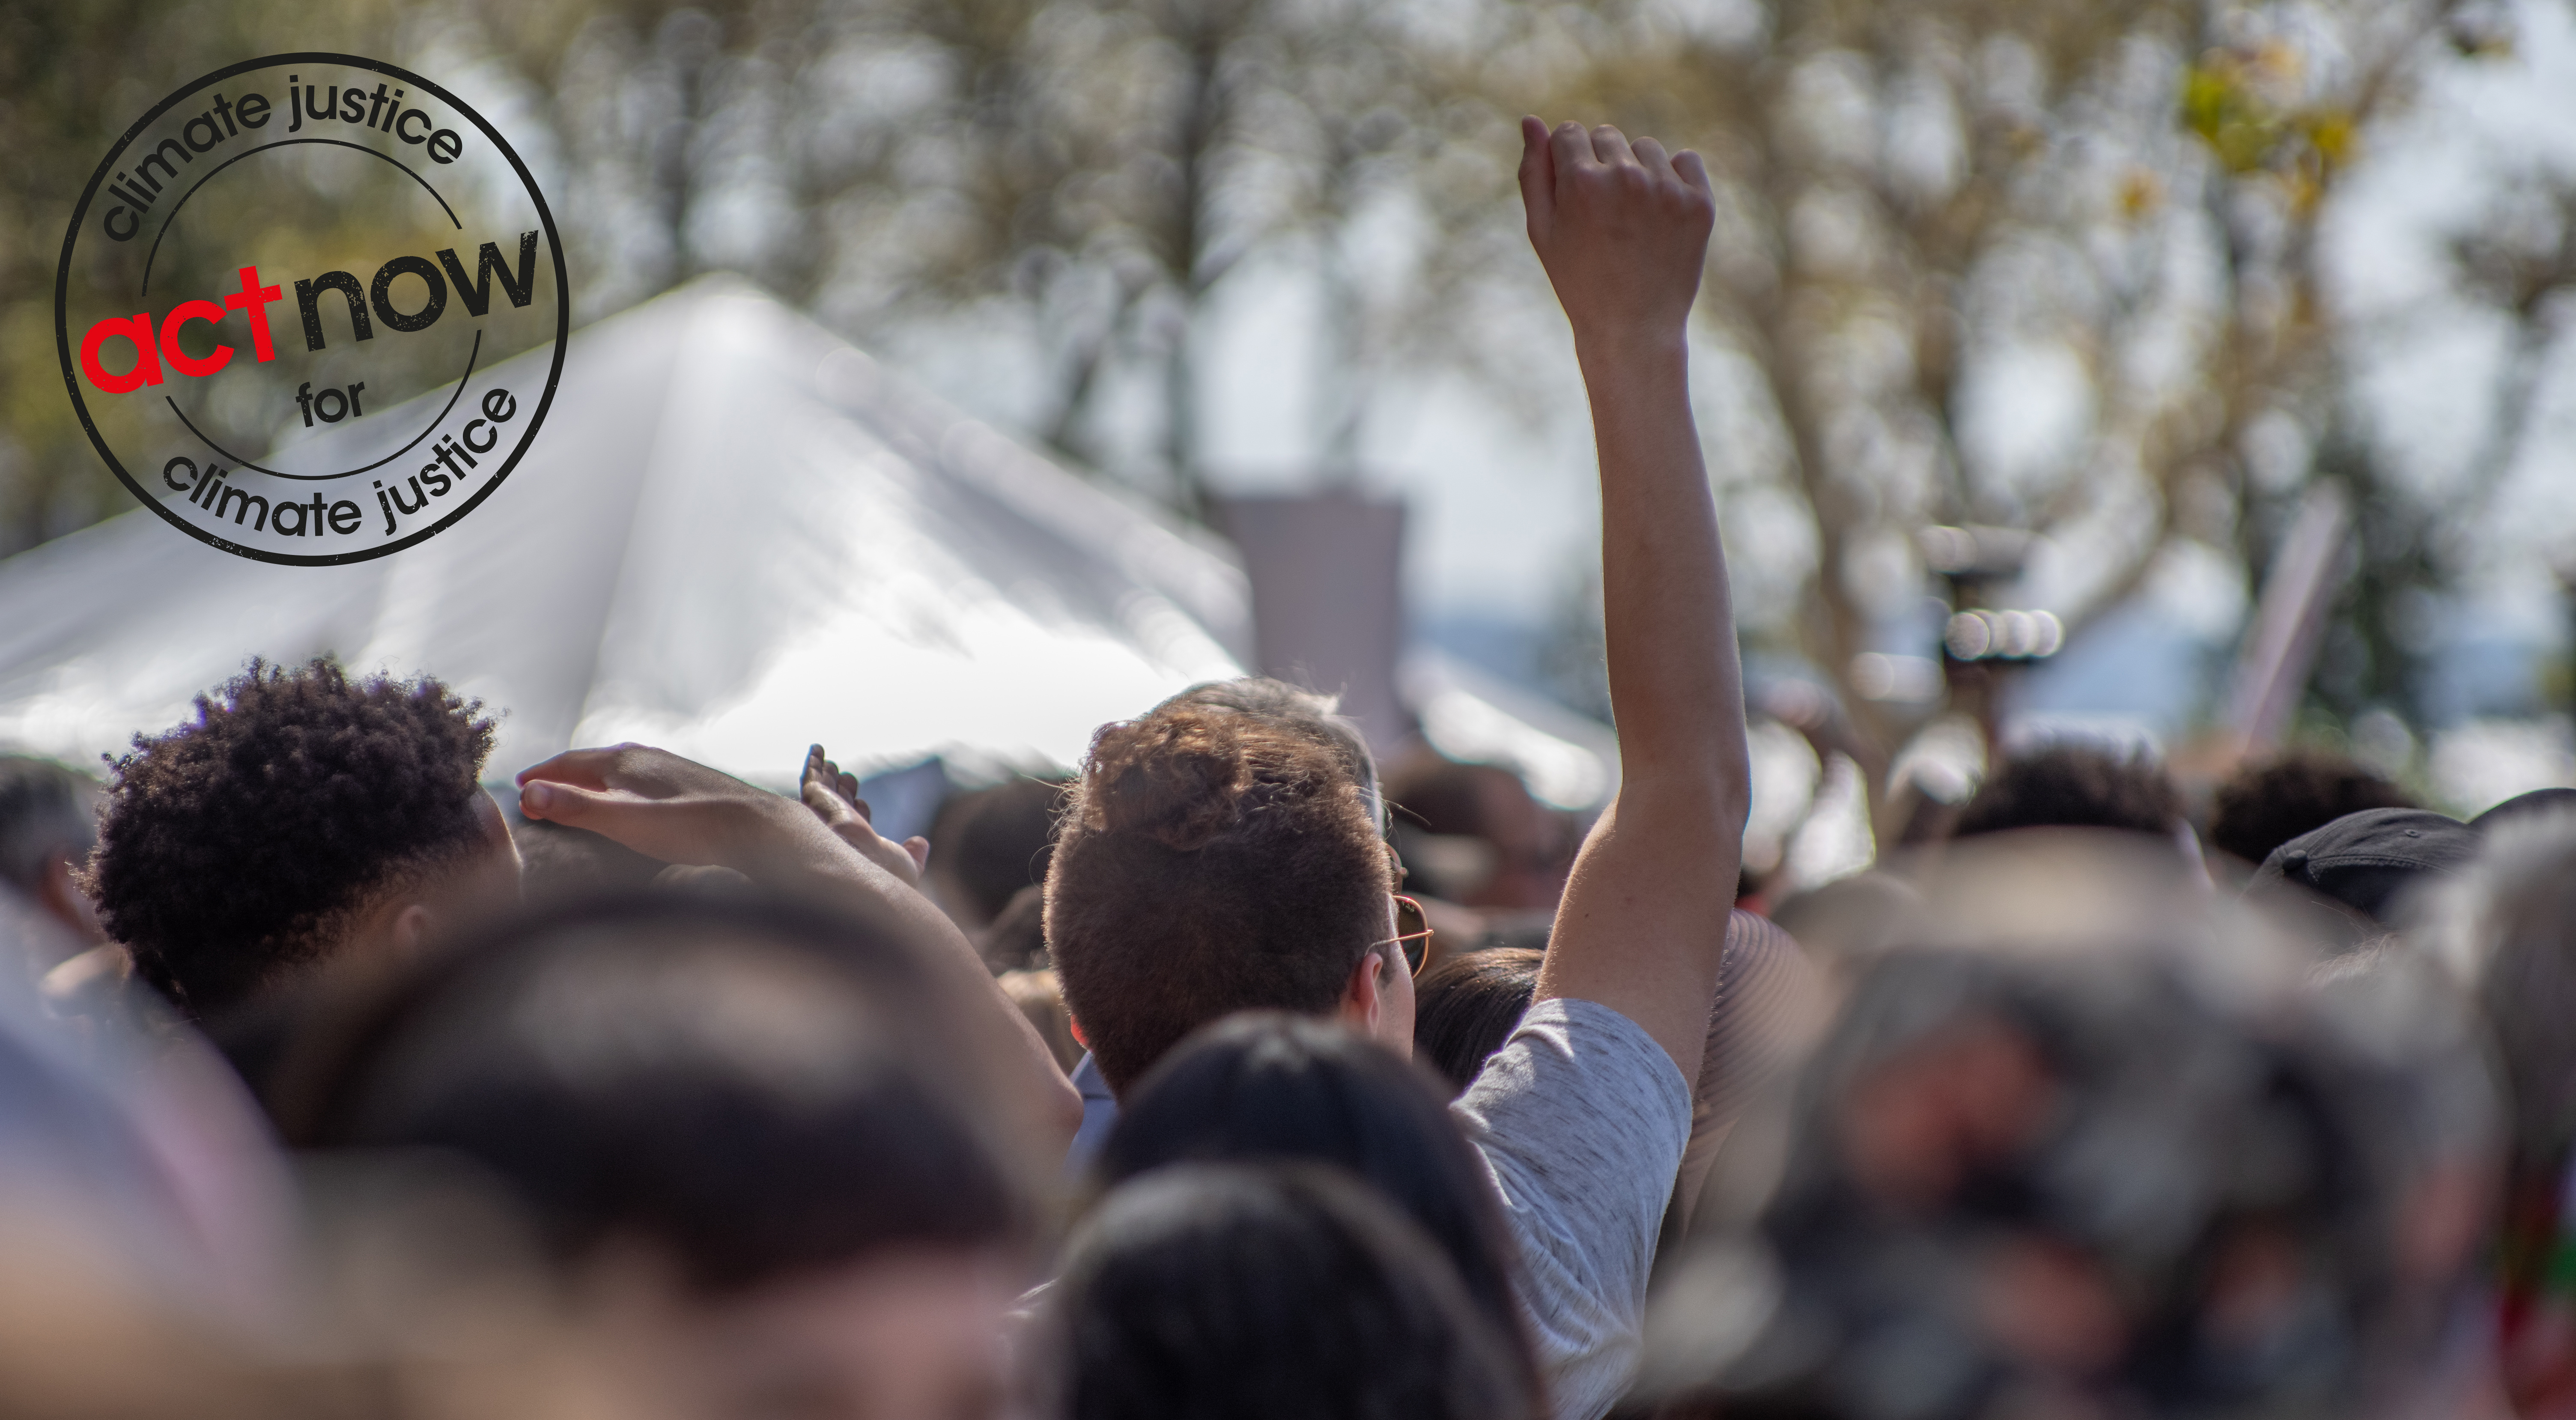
[
  {"x1": 709, "y1": 801, "x2": 1085, "y2": 1161},
  {"x1": 1514, "y1": 116, "x2": 1749, "y2": 1076},
  {"x1": 771, "y1": 832, "x2": 1084, "y2": 1157},
  {"x1": 1576, "y1": 329, "x2": 1750, "y2": 809}
]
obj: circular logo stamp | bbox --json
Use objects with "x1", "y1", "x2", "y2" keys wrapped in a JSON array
[{"x1": 55, "y1": 54, "x2": 566, "y2": 564}]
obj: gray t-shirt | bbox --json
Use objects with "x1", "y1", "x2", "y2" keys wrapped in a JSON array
[{"x1": 1453, "y1": 996, "x2": 1691, "y2": 1420}]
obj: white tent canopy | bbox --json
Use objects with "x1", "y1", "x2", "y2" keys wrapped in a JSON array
[{"x1": 0, "y1": 277, "x2": 1252, "y2": 784}]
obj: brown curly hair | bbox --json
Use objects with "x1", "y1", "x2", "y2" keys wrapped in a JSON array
[
  {"x1": 1045, "y1": 701, "x2": 1392, "y2": 1092},
  {"x1": 87, "y1": 657, "x2": 497, "y2": 1018}
]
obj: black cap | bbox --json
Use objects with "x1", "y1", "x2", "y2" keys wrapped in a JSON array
[{"x1": 2254, "y1": 807, "x2": 2479, "y2": 925}]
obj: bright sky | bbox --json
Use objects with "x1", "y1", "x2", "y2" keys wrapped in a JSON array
[{"x1": 882, "y1": 0, "x2": 2576, "y2": 662}]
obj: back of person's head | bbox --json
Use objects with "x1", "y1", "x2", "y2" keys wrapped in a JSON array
[
  {"x1": 1098, "y1": 1013, "x2": 1534, "y2": 1393},
  {"x1": 924, "y1": 774, "x2": 1070, "y2": 928},
  {"x1": 0, "y1": 756, "x2": 100, "y2": 901},
  {"x1": 1951, "y1": 740, "x2": 2182, "y2": 841},
  {"x1": 1052, "y1": 1163, "x2": 1532, "y2": 1420},
  {"x1": 2208, "y1": 751, "x2": 2414, "y2": 867},
  {"x1": 1411, "y1": 948, "x2": 1542, "y2": 1096},
  {"x1": 1046, "y1": 702, "x2": 1391, "y2": 1092},
  {"x1": 1641, "y1": 837, "x2": 2497, "y2": 1420},
  {"x1": 1159, "y1": 678, "x2": 1382, "y2": 827},
  {"x1": 286, "y1": 889, "x2": 1023, "y2": 1291},
  {"x1": 86, "y1": 659, "x2": 504, "y2": 1020},
  {"x1": 509, "y1": 816, "x2": 661, "y2": 901}
]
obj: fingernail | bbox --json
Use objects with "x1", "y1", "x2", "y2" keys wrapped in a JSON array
[{"x1": 525, "y1": 782, "x2": 553, "y2": 813}]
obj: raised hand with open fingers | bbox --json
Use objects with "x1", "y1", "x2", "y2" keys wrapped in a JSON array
[
  {"x1": 1517, "y1": 116, "x2": 1715, "y2": 348},
  {"x1": 801, "y1": 744, "x2": 931, "y2": 887}
]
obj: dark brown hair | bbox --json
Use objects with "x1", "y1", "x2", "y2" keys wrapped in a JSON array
[
  {"x1": 1411, "y1": 948, "x2": 1544, "y2": 1097},
  {"x1": 1045, "y1": 702, "x2": 1392, "y2": 1092}
]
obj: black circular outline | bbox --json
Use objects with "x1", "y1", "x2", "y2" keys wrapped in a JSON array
[
  {"x1": 143, "y1": 137, "x2": 463, "y2": 300},
  {"x1": 169, "y1": 327, "x2": 482, "y2": 480},
  {"x1": 55, "y1": 53, "x2": 569, "y2": 567}
]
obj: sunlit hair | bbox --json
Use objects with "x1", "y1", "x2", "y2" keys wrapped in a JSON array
[
  {"x1": 1159, "y1": 678, "x2": 1384, "y2": 830},
  {"x1": 1045, "y1": 701, "x2": 1392, "y2": 1092},
  {"x1": 86, "y1": 657, "x2": 494, "y2": 1019}
]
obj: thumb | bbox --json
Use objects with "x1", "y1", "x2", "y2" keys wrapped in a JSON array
[
  {"x1": 1518, "y1": 115, "x2": 1554, "y2": 234},
  {"x1": 903, "y1": 835, "x2": 931, "y2": 874}
]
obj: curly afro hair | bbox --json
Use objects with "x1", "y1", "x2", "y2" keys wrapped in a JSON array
[
  {"x1": 1953, "y1": 740, "x2": 2182, "y2": 841},
  {"x1": 88, "y1": 658, "x2": 497, "y2": 1018},
  {"x1": 2207, "y1": 752, "x2": 2415, "y2": 868}
]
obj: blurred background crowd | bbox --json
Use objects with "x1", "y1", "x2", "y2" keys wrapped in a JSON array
[
  {"x1": 12, "y1": 0, "x2": 2576, "y2": 833},
  {"x1": 9, "y1": 1, "x2": 2576, "y2": 1418}
]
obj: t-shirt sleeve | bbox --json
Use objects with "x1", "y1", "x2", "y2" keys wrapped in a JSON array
[{"x1": 1452, "y1": 996, "x2": 1693, "y2": 1420}]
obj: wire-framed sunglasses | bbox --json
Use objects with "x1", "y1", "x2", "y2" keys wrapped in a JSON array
[{"x1": 1379, "y1": 894, "x2": 1434, "y2": 976}]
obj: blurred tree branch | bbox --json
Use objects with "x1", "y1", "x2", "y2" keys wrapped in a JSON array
[{"x1": 1510, "y1": 0, "x2": 2504, "y2": 800}]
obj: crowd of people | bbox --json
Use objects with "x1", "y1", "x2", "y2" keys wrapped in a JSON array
[{"x1": 0, "y1": 115, "x2": 2571, "y2": 1420}]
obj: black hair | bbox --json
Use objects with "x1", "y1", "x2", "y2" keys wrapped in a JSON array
[
  {"x1": 0, "y1": 755, "x2": 99, "y2": 894},
  {"x1": 283, "y1": 889, "x2": 1025, "y2": 1293},
  {"x1": 1054, "y1": 1163, "x2": 1533, "y2": 1420},
  {"x1": 1096, "y1": 1012, "x2": 1540, "y2": 1397},
  {"x1": 510, "y1": 815, "x2": 663, "y2": 901},
  {"x1": 2208, "y1": 752, "x2": 2414, "y2": 867},
  {"x1": 86, "y1": 658, "x2": 496, "y2": 1018},
  {"x1": 1411, "y1": 948, "x2": 1544, "y2": 1097},
  {"x1": 1953, "y1": 741, "x2": 2182, "y2": 841}
]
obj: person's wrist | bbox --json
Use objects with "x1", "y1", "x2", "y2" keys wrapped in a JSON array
[
  {"x1": 1569, "y1": 317, "x2": 1689, "y2": 367},
  {"x1": 712, "y1": 791, "x2": 829, "y2": 873}
]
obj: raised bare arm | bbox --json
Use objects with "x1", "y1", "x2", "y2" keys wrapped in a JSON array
[{"x1": 1520, "y1": 116, "x2": 1752, "y2": 1080}]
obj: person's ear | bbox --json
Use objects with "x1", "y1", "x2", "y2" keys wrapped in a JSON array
[
  {"x1": 388, "y1": 902, "x2": 435, "y2": 958},
  {"x1": 1338, "y1": 949, "x2": 1384, "y2": 1035}
]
